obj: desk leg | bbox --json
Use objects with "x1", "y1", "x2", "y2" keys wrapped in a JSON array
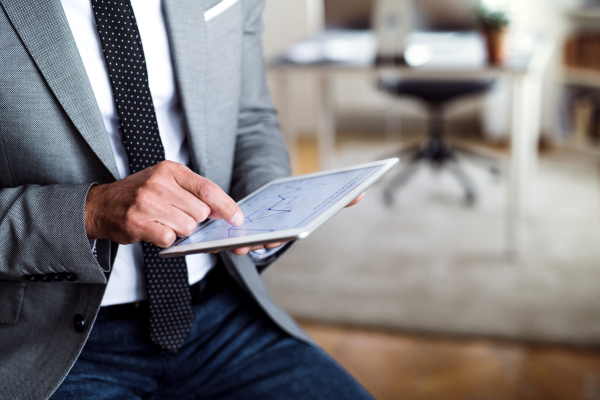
[
  {"x1": 525, "y1": 74, "x2": 543, "y2": 209},
  {"x1": 316, "y1": 72, "x2": 336, "y2": 170},
  {"x1": 508, "y1": 76, "x2": 525, "y2": 257},
  {"x1": 507, "y1": 74, "x2": 541, "y2": 257}
]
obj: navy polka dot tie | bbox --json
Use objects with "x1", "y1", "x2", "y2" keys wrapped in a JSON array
[{"x1": 92, "y1": 0, "x2": 193, "y2": 353}]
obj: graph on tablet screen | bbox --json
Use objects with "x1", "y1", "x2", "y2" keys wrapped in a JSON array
[{"x1": 177, "y1": 165, "x2": 381, "y2": 245}]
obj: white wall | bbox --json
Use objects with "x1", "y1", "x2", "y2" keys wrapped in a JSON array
[
  {"x1": 262, "y1": 0, "x2": 324, "y2": 58},
  {"x1": 505, "y1": 0, "x2": 581, "y2": 138},
  {"x1": 263, "y1": 0, "x2": 325, "y2": 134}
]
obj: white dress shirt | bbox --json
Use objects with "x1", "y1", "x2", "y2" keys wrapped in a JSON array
[{"x1": 61, "y1": 0, "x2": 216, "y2": 306}]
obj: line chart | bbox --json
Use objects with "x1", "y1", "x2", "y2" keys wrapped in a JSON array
[
  {"x1": 227, "y1": 180, "x2": 328, "y2": 237},
  {"x1": 176, "y1": 165, "x2": 382, "y2": 247}
]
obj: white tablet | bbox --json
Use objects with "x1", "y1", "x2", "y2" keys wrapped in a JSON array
[{"x1": 159, "y1": 158, "x2": 399, "y2": 258}]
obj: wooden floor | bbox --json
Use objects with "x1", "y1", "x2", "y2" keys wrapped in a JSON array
[
  {"x1": 292, "y1": 134, "x2": 600, "y2": 400},
  {"x1": 301, "y1": 321, "x2": 600, "y2": 400}
]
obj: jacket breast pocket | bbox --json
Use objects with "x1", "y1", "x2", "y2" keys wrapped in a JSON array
[
  {"x1": 205, "y1": 0, "x2": 242, "y2": 36},
  {"x1": 0, "y1": 281, "x2": 26, "y2": 324},
  {"x1": 204, "y1": 0, "x2": 243, "y2": 96},
  {"x1": 205, "y1": 0, "x2": 240, "y2": 23}
]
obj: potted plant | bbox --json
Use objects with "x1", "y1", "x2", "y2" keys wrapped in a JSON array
[{"x1": 476, "y1": 5, "x2": 510, "y2": 65}]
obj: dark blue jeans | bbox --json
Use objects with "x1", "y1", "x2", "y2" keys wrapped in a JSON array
[{"x1": 51, "y1": 267, "x2": 374, "y2": 400}]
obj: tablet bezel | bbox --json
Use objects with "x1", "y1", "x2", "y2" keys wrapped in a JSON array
[{"x1": 159, "y1": 158, "x2": 399, "y2": 258}]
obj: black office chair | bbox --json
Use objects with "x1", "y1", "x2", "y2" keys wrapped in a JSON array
[{"x1": 378, "y1": 78, "x2": 500, "y2": 206}]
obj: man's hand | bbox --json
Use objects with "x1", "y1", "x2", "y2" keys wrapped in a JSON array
[
  {"x1": 230, "y1": 192, "x2": 366, "y2": 255},
  {"x1": 85, "y1": 161, "x2": 244, "y2": 248}
]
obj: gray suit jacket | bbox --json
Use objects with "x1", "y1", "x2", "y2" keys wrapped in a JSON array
[{"x1": 0, "y1": 0, "x2": 310, "y2": 398}]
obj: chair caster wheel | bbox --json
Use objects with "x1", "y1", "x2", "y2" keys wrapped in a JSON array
[
  {"x1": 490, "y1": 165, "x2": 501, "y2": 182},
  {"x1": 465, "y1": 192, "x2": 476, "y2": 207},
  {"x1": 383, "y1": 191, "x2": 395, "y2": 206}
]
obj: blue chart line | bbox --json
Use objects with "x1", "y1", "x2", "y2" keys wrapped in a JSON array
[{"x1": 227, "y1": 180, "x2": 328, "y2": 237}]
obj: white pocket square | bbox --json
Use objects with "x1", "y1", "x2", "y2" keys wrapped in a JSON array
[{"x1": 204, "y1": 0, "x2": 239, "y2": 21}]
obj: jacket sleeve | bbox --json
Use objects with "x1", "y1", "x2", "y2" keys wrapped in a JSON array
[
  {"x1": 0, "y1": 183, "x2": 109, "y2": 284},
  {"x1": 248, "y1": 242, "x2": 294, "y2": 273},
  {"x1": 227, "y1": 0, "x2": 294, "y2": 270},
  {"x1": 228, "y1": 0, "x2": 291, "y2": 202}
]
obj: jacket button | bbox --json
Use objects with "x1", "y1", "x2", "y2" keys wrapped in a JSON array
[
  {"x1": 63, "y1": 273, "x2": 77, "y2": 282},
  {"x1": 52, "y1": 274, "x2": 64, "y2": 282},
  {"x1": 40, "y1": 275, "x2": 52, "y2": 282},
  {"x1": 73, "y1": 314, "x2": 85, "y2": 333},
  {"x1": 24, "y1": 275, "x2": 37, "y2": 281}
]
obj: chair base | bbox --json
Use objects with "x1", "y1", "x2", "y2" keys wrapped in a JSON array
[{"x1": 383, "y1": 138, "x2": 500, "y2": 207}]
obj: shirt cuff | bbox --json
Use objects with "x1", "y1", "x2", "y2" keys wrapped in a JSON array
[
  {"x1": 250, "y1": 245, "x2": 283, "y2": 259},
  {"x1": 248, "y1": 242, "x2": 294, "y2": 271}
]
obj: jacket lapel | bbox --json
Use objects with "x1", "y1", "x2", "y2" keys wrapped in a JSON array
[
  {"x1": 0, "y1": 0, "x2": 120, "y2": 180},
  {"x1": 162, "y1": 0, "x2": 208, "y2": 177}
]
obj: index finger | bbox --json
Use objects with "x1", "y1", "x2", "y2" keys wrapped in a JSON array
[{"x1": 175, "y1": 169, "x2": 244, "y2": 226}]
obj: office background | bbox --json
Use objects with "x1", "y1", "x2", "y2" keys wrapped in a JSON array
[{"x1": 259, "y1": 0, "x2": 600, "y2": 399}]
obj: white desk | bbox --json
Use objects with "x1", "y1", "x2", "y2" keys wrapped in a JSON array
[{"x1": 269, "y1": 31, "x2": 553, "y2": 256}]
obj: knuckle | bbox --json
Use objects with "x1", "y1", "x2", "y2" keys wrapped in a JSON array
[
  {"x1": 156, "y1": 160, "x2": 172, "y2": 170},
  {"x1": 152, "y1": 161, "x2": 173, "y2": 178},
  {"x1": 134, "y1": 190, "x2": 152, "y2": 208},
  {"x1": 195, "y1": 179, "x2": 215, "y2": 199},
  {"x1": 181, "y1": 219, "x2": 197, "y2": 237},
  {"x1": 157, "y1": 230, "x2": 175, "y2": 248},
  {"x1": 145, "y1": 172, "x2": 164, "y2": 187},
  {"x1": 196, "y1": 203, "x2": 211, "y2": 221},
  {"x1": 157, "y1": 160, "x2": 181, "y2": 176},
  {"x1": 198, "y1": 210, "x2": 210, "y2": 222}
]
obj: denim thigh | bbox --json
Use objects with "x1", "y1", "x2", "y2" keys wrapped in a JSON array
[{"x1": 52, "y1": 269, "x2": 374, "y2": 400}]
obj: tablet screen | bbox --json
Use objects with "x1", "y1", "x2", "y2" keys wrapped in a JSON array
[{"x1": 176, "y1": 165, "x2": 382, "y2": 246}]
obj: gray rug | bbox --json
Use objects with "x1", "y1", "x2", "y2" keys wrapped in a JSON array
[{"x1": 263, "y1": 142, "x2": 600, "y2": 345}]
